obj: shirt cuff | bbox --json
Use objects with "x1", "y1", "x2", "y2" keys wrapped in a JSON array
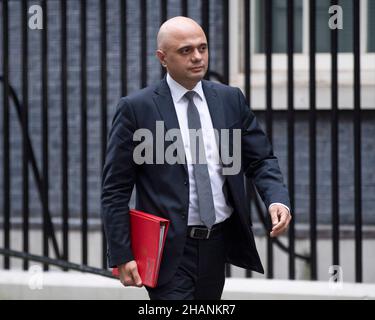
[{"x1": 269, "y1": 202, "x2": 290, "y2": 214}]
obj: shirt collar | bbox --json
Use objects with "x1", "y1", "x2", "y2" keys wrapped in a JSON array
[{"x1": 166, "y1": 73, "x2": 204, "y2": 103}]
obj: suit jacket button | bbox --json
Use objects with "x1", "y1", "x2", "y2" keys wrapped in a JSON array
[{"x1": 184, "y1": 180, "x2": 188, "y2": 186}]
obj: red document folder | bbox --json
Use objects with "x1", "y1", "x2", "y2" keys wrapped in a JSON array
[{"x1": 112, "y1": 209, "x2": 170, "y2": 288}]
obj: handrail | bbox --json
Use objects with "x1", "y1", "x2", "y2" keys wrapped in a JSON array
[
  {"x1": 0, "y1": 76, "x2": 61, "y2": 260},
  {"x1": 0, "y1": 248, "x2": 114, "y2": 279}
]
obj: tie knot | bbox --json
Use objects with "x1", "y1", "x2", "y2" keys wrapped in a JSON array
[{"x1": 184, "y1": 91, "x2": 196, "y2": 101}]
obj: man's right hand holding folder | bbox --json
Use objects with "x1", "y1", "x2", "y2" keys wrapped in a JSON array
[
  {"x1": 118, "y1": 260, "x2": 143, "y2": 287},
  {"x1": 111, "y1": 209, "x2": 170, "y2": 288}
]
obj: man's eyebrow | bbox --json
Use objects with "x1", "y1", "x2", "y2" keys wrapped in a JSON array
[
  {"x1": 177, "y1": 43, "x2": 208, "y2": 51},
  {"x1": 177, "y1": 45, "x2": 192, "y2": 51}
]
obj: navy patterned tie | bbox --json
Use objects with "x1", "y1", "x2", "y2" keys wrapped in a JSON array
[{"x1": 185, "y1": 91, "x2": 216, "y2": 229}]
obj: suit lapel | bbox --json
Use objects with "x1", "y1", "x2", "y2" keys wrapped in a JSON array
[
  {"x1": 153, "y1": 79, "x2": 180, "y2": 132},
  {"x1": 153, "y1": 79, "x2": 188, "y2": 174},
  {"x1": 202, "y1": 80, "x2": 226, "y2": 155}
]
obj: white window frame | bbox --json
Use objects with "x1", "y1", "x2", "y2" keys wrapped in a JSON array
[{"x1": 229, "y1": 0, "x2": 375, "y2": 110}]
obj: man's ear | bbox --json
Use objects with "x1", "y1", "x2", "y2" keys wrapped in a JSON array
[{"x1": 156, "y1": 49, "x2": 167, "y2": 67}]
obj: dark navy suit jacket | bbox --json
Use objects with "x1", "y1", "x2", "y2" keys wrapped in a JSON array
[{"x1": 101, "y1": 78, "x2": 290, "y2": 286}]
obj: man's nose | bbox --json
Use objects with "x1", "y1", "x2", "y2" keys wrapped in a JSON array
[{"x1": 191, "y1": 48, "x2": 202, "y2": 61}]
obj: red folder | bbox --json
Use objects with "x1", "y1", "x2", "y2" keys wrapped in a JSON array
[{"x1": 112, "y1": 209, "x2": 170, "y2": 288}]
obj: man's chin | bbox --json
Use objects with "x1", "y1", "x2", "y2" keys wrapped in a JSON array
[{"x1": 188, "y1": 70, "x2": 206, "y2": 81}]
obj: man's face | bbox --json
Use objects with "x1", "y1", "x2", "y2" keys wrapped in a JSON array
[{"x1": 157, "y1": 27, "x2": 208, "y2": 89}]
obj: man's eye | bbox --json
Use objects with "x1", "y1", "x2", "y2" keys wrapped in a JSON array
[
  {"x1": 181, "y1": 48, "x2": 190, "y2": 54},
  {"x1": 199, "y1": 46, "x2": 207, "y2": 52}
]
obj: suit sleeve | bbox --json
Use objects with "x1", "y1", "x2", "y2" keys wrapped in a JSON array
[
  {"x1": 237, "y1": 88, "x2": 291, "y2": 210},
  {"x1": 101, "y1": 98, "x2": 137, "y2": 268}
]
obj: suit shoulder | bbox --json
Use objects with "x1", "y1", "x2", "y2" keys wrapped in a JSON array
[
  {"x1": 121, "y1": 83, "x2": 158, "y2": 105},
  {"x1": 204, "y1": 80, "x2": 240, "y2": 96}
]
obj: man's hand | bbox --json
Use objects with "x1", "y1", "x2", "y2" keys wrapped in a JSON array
[
  {"x1": 118, "y1": 260, "x2": 143, "y2": 287},
  {"x1": 269, "y1": 204, "x2": 292, "y2": 238}
]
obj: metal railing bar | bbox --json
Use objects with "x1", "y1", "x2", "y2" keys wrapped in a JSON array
[
  {"x1": 41, "y1": 0, "x2": 49, "y2": 271},
  {"x1": 222, "y1": 0, "x2": 229, "y2": 85},
  {"x1": 308, "y1": 0, "x2": 318, "y2": 280},
  {"x1": 61, "y1": 0, "x2": 69, "y2": 271},
  {"x1": 353, "y1": 0, "x2": 362, "y2": 283},
  {"x1": 181, "y1": 0, "x2": 188, "y2": 17},
  {"x1": 287, "y1": 0, "x2": 296, "y2": 280},
  {"x1": 265, "y1": 0, "x2": 274, "y2": 279},
  {"x1": 160, "y1": 0, "x2": 168, "y2": 78},
  {"x1": 2, "y1": 0, "x2": 11, "y2": 270},
  {"x1": 21, "y1": 0, "x2": 30, "y2": 271},
  {"x1": 120, "y1": 0, "x2": 127, "y2": 96},
  {"x1": 80, "y1": 0, "x2": 88, "y2": 266},
  {"x1": 330, "y1": 0, "x2": 340, "y2": 267},
  {"x1": 100, "y1": 0, "x2": 108, "y2": 270},
  {"x1": 202, "y1": 0, "x2": 210, "y2": 80},
  {"x1": 140, "y1": 0, "x2": 147, "y2": 88}
]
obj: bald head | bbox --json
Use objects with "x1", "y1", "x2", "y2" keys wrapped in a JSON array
[
  {"x1": 156, "y1": 16, "x2": 208, "y2": 90},
  {"x1": 157, "y1": 16, "x2": 206, "y2": 50}
]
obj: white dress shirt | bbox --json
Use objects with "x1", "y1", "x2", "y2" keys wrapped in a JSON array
[
  {"x1": 166, "y1": 73, "x2": 233, "y2": 226},
  {"x1": 166, "y1": 74, "x2": 290, "y2": 226}
]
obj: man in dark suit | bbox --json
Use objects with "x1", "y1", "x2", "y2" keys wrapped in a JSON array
[{"x1": 101, "y1": 16, "x2": 291, "y2": 300}]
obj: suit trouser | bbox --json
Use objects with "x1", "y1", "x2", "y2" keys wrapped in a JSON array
[{"x1": 145, "y1": 223, "x2": 226, "y2": 300}]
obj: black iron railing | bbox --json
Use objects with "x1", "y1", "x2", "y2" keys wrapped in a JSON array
[{"x1": 0, "y1": 0, "x2": 367, "y2": 283}]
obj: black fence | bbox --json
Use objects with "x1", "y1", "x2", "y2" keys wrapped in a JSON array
[{"x1": 0, "y1": 0, "x2": 369, "y2": 283}]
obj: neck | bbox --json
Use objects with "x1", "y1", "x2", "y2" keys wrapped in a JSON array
[
  {"x1": 182, "y1": 82, "x2": 197, "y2": 90},
  {"x1": 168, "y1": 74, "x2": 200, "y2": 91}
]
